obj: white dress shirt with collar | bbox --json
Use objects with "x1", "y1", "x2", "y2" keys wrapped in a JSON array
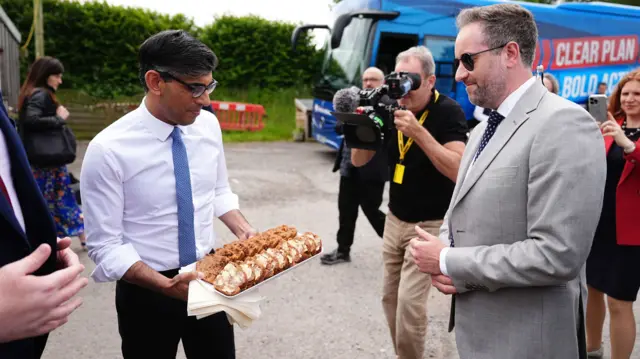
[
  {"x1": 81, "y1": 99, "x2": 239, "y2": 282},
  {"x1": 439, "y1": 76, "x2": 538, "y2": 276},
  {"x1": 0, "y1": 130, "x2": 25, "y2": 232}
]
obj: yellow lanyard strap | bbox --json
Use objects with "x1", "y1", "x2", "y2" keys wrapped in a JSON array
[{"x1": 397, "y1": 90, "x2": 439, "y2": 162}]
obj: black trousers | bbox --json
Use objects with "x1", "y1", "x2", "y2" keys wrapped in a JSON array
[
  {"x1": 337, "y1": 174, "x2": 386, "y2": 254},
  {"x1": 115, "y1": 269, "x2": 235, "y2": 359}
]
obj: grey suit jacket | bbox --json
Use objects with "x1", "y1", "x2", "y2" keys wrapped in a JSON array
[{"x1": 439, "y1": 81, "x2": 606, "y2": 359}]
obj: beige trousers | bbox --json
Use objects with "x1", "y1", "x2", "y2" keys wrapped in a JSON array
[{"x1": 382, "y1": 212, "x2": 443, "y2": 359}]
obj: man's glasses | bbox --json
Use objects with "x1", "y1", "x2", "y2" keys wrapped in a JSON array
[
  {"x1": 158, "y1": 71, "x2": 217, "y2": 98},
  {"x1": 454, "y1": 43, "x2": 508, "y2": 72}
]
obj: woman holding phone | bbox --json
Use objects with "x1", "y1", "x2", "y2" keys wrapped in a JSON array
[{"x1": 585, "y1": 68, "x2": 640, "y2": 359}]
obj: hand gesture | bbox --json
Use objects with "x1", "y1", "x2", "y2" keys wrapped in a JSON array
[
  {"x1": 56, "y1": 237, "x2": 81, "y2": 269},
  {"x1": 56, "y1": 105, "x2": 70, "y2": 120},
  {"x1": 394, "y1": 110, "x2": 425, "y2": 140},
  {"x1": 161, "y1": 271, "x2": 203, "y2": 302},
  {"x1": 409, "y1": 226, "x2": 446, "y2": 275},
  {"x1": 239, "y1": 228, "x2": 258, "y2": 241},
  {"x1": 600, "y1": 112, "x2": 634, "y2": 149},
  {"x1": 0, "y1": 244, "x2": 88, "y2": 343}
]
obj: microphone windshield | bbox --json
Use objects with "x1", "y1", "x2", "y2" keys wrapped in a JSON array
[{"x1": 333, "y1": 86, "x2": 360, "y2": 113}]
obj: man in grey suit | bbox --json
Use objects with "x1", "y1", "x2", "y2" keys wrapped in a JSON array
[{"x1": 408, "y1": 4, "x2": 606, "y2": 359}]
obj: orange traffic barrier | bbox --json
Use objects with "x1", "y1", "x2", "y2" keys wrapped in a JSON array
[{"x1": 210, "y1": 101, "x2": 265, "y2": 131}]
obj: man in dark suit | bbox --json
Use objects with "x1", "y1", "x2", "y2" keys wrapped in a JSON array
[
  {"x1": 321, "y1": 67, "x2": 389, "y2": 265},
  {"x1": 0, "y1": 89, "x2": 87, "y2": 358}
]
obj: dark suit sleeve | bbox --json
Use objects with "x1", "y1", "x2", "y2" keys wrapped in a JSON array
[{"x1": 21, "y1": 91, "x2": 65, "y2": 131}]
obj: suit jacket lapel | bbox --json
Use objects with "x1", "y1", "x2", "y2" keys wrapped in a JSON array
[
  {"x1": 452, "y1": 81, "x2": 547, "y2": 209},
  {"x1": 0, "y1": 96, "x2": 28, "y2": 240},
  {"x1": 450, "y1": 124, "x2": 483, "y2": 207}
]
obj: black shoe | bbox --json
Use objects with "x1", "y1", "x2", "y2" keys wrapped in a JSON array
[{"x1": 320, "y1": 249, "x2": 351, "y2": 265}]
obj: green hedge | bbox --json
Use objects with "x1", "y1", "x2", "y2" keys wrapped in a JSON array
[
  {"x1": 3, "y1": 0, "x2": 322, "y2": 98},
  {"x1": 200, "y1": 15, "x2": 322, "y2": 89}
]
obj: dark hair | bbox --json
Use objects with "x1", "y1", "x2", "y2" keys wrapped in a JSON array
[
  {"x1": 457, "y1": 3, "x2": 538, "y2": 67},
  {"x1": 138, "y1": 30, "x2": 218, "y2": 92},
  {"x1": 17, "y1": 56, "x2": 64, "y2": 109},
  {"x1": 598, "y1": 82, "x2": 607, "y2": 87}
]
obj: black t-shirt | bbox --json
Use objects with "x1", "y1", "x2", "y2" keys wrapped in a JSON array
[{"x1": 387, "y1": 91, "x2": 469, "y2": 223}]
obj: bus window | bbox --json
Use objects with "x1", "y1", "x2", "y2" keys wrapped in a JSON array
[
  {"x1": 424, "y1": 37, "x2": 457, "y2": 97},
  {"x1": 319, "y1": 17, "x2": 373, "y2": 95},
  {"x1": 375, "y1": 32, "x2": 419, "y2": 76}
]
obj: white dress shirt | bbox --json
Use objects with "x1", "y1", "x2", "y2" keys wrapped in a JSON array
[
  {"x1": 81, "y1": 99, "x2": 239, "y2": 282},
  {"x1": 0, "y1": 129, "x2": 25, "y2": 232},
  {"x1": 440, "y1": 76, "x2": 537, "y2": 276}
]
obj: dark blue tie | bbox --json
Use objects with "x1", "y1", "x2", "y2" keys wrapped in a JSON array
[
  {"x1": 171, "y1": 127, "x2": 197, "y2": 266},
  {"x1": 474, "y1": 110, "x2": 505, "y2": 161}
]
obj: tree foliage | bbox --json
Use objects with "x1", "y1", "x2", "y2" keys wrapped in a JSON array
[{"x1": 199, "y1": 15, "x2": 322, "y2": 90}]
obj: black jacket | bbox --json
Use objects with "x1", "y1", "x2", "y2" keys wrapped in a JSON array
[
  {"x1": 18, "y1": 87, "x2": 65, "y2": 137},
  {"x1": 332, "y1": 139, "x2": 389, "y2": 183},
  {"x1": 0, "y1": 90, "x2": 59, "y2": 358}
]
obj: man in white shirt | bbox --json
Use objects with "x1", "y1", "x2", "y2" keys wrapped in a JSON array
[
  {"x1": 407, "y1": 4, "x2": 605, "y2": 359},
  {"x1": 81, "y1": 30, "x2": 256, "y2": 359}
]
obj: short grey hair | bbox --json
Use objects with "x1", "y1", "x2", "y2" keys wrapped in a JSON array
[
  {"x1": 396, "y1": 46, "x2": 435, "y2": 77},
  {"x1": 456, "y1": 3, "x2": 538, "y2": 67}
]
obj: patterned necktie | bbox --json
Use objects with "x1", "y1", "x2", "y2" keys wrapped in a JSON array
[
  {"x1": 171, "y1": 127, "x2": 197, "y2": 266},
  {"x1": 474, "y1": 110, "x2": 505, "y2": 161}
]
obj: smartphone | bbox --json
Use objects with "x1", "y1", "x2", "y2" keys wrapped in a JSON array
[{"x1": 588, "y1": 95, "x2": 608, "y2": 124}]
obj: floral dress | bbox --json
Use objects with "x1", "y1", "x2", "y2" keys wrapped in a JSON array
[{"x1": 31, "y1": 165, "x2": 84, "y2": 237}]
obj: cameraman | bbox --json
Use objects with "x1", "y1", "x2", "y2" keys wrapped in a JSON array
[
  {"x1": 352, "y1": 46, "x2": 468, "y2": 359},
  {"x1": 321, "y1": 67, "x2": 388, "y2": 265}
]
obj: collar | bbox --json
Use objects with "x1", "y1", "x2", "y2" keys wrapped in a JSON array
[
  {"x1": 140, "y1": 97, "x2": 187, "y2": 142},
  {"x1": 415, "y1": 89, "x2": 440, "y2": 117},
  {"x1": 496, "y1": 76, "x2": 537, "y2": 118}
]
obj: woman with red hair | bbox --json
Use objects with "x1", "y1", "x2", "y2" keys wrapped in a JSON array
[{"x1": 586, "y1": 68, "x2": 640, "y2": 359}]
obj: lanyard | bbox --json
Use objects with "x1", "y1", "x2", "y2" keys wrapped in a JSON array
[{"x1": 397, "y1": 90, "x2": 439, "y2": 163}]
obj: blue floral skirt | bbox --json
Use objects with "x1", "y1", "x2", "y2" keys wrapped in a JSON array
[{"x1": 32, "y1": 165, "x2": 84, "y2": 237}]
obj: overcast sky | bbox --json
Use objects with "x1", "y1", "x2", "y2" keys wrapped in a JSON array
[{"x1": 74, "y1": 0, "x2": 334, "y2": 27}]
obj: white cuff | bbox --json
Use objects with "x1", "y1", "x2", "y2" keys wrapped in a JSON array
[
  {"x1": 439, "y1": 247, "x2": 450, "y2": 276},
  {"x1": 90, "y1": 243, "x2": 141, "y2": 282},
  {"x1": 214, "y1": 192, "x2": 240, "y2": 217}
]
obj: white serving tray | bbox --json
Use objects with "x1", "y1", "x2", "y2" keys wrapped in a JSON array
[{"x1": 200, "y1": 243, "x2": 323, "y2": 299}]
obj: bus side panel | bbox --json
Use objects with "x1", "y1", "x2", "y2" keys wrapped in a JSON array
[{"x1": 311, "y1": 99, "x2": 342, "y2": 150}]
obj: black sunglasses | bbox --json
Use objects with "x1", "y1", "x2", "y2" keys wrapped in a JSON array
[
  {"x1": 158, "y1": 71, "x2": 217, "y2": 98},
  {"x1": 454, "y1": 43, "x2": 508, "y2": 72}
]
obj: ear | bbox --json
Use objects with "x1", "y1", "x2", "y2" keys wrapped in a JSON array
[
  {"x1": 425, "y1": 74, "x2": 436, "y2": 89},
  {"x1": 504, "y1": 41, "x2": 521, "y2": 68},
  {"x1": 145, "y1": 70, "x2": 164, "y2": 95}
]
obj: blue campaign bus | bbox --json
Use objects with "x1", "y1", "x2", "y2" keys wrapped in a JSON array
[{"x1": 291, "y1": 0, "x2": 640, "y2": 150}]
